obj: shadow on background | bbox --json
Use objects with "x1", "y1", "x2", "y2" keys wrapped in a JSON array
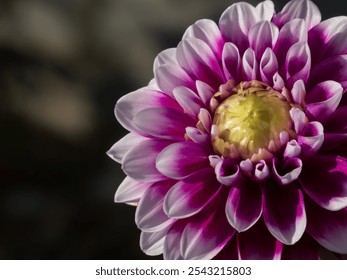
[{"x1": 0, "y1": 0, "x2": 346, "y2": 259}]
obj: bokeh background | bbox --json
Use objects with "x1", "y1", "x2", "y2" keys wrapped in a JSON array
[{"x1": 1, "y1": 0, "x2": 346, "y2": 259}]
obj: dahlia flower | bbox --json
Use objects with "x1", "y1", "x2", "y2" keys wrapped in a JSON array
[{"x1": 108, "y1": 0, "x2": 347, "y2": 259}]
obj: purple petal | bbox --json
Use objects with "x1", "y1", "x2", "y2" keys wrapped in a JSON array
[
  {"x1": 273, "y1": 0, "x2": 321, "y2": 30},
  {"x1": 283, "y1": 140, "x2": 302, "y2": 158},
  {"x1": 134, "y1": 107, "x2": 195, "y2": 141},
  {"x1": 281, "y1": 234, "x2": 320, "y2": 259},
  {"x1": 291, "y1": 79, "x2": 306, "y2": 106},
  {"x1": 163, "y1": 222, "x2": 185, "y2": 260},
  {"x1": 215, "y1": 158, "x2": 241, "y2": 186},
  {"x1": 285, "y1": 41, "x2": 311, "y2": 88},
  {"x1": 156, "y1": 142, "x2": 209, "y2": 180},
  {"x1": 173, "y1": 86, "x2": 204, "y2": 118},
  {"x1": 272, "y1": 157, "x2": 303, "y2": 185},
  {"x1": 213, "y1": 237, "x2": 238, "y2": 260},
  {"x1": 254, "y1": 160, "x2": 271, "y2": 182},
  {"x1": 297, "y1": 121, "x2": 324, "y2": 158},
  {"x1": 260, "y1": 48, "x2": 279, "y2": 85},
  {"x1": 226, "y1": 180, "x2": 262, "y2": 232},
  {"x1": 176, "y1": 37, "x2": 224, "y2": 89},
  {"x1": 135, "y1": 181, "x2": 174, "y2": 232},
  {"x1": 164, "y1": 168, "x2": 220, "y2": 218},
  {"x1": 181, "y1": 196, "x2": 235, "y2": 259},
  {"x1": 300, "y1": 155, "x2": 347, "y2": 211},
  {"x1": 198, "y1": 108, "x2": 212, "y2": 132},
  {"x1": 325, "y1": 106, "x2": 347, "y2": 133},
  {"x1": 306, "y1": 81, "x2": 343, "y2": 122},
  {"x1": 140, "y1": 227, "x2": 169, "y2": 256},
  {"x1": 263, "y1": 182, "x2": 306, "y2": 245},
  {"x1": 115, "y1": 87, "x2": 182, "y2": 133},
  {"x1": 242, "y1": 48, "x2": 258, "y2": 81},
  {"x1": 123, "y1": 139, "x2": 171, "y2": 182},
  {"x1": 183, "y1": 19, "x2": 224, "y2": 58},
  {"x1": 306, "y1": 199, "x2": 347, "y2": 254},
  {"x1": 289, "y1": 107, "x2": 307, "y2": 134},
  {"x1": 153, "y1": 48, "x2": 177, "y2": 70},
  {"x1": 219, "y1": 2, "x2": 259, "y2": 53},
  {"x1": 256, "y1": 1, "x2": 275, "y2": 21},
  {"x1": 222, "y1": 42, "x2": 241, "y2": 81},
  {"x1": 237, "y1": 219, "x2": 283, "y2": 260},
  {"x1": 185, "y1": 127, "x2": 209, "y2": 145},
  {"x1": 114, "y1": 176, "x2": 152, "y2": 203},
  {"x1": 248, "y1": 21, "x2": 278, "y2": 60},
  {"x1": 196, "y1": 80, "x2": 216, "y2": 107},
  {"x1": 107, "y1": 133, "x2": 146, "y2": 163}
]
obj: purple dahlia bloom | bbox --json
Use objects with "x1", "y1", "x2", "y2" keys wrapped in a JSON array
[{"x1": 108, "y1": 0, "x2": 347, "y2": 259}]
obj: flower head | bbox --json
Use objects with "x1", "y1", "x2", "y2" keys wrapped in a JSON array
[{"x1": 108, "y1": 0, "x2": 347, "y2": 259}]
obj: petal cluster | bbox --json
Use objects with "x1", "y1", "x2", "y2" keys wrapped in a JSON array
[{"x1": 109, "y1": 0, "x2": 347, "y2": 259}]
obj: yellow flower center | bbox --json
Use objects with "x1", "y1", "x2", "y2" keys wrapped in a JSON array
[{"x1": 212, "y1": 81, "x2": 294, "y2": 161}]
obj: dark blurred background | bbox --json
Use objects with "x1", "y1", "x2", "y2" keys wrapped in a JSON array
[{"x1": 0, "y1": 0, "x2": 346, "y2": 260}]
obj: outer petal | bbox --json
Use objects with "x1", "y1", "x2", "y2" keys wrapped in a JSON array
[
  {"x1": 140, "y1": 227, "x2": 169, "y2": 256},
  {"x1": 306, "y1": 81, "x2": 343, "y2": 122},
  {"x1": 107, "y1": 133, "x2": 146, "y2": 163},
  {"x1": 263, "y1": 182, "x2": 306, "y2": 245},
  {"x1": 123, "y1": 139, "x2": 171, "y2": 182},
  {"x1": 281, "y1": 234, "x2": 320, "y2": 259},
  {"x1": 183, "y1": 19, "x2": 224, "y2": 58},
  {"x1": 256, "y1": 1, "x2": 275, "y2": 21},
  {"x1": 226, "y1": 180, "x2": 262, "y2": 232},
  {"x1": 213, "y1": 237, "x2": 238, "y2": 260},
  {"x1": 272, "y1": 0, "x2": 321, "y2": 30},
  {"x1": 115, "y1": 87, "x2": 182, "y2": 133},
  {"x1": 156, "y1": 142, "x2": 209, "y2": 179},
  {"x1": 164, "y1": 168, "x2": 220, "y2": 218},
  {"x1": 153, "y1": 48, "x2": 177, "y2": 69},
  {"x1": 306, "y1": 200, "x2": 347, "y2": 254},
  {"x1": 219, "y1": 2, "x2": 259, "y2": 53},
  {"x1": 237, "y1": 219, "x2": 283, "y2": 260},
  {"x1": 163, "y1": 222, "x2": 185, "y2": 260},
  {"x1": 300, "y1": 155, "x2": 347, "y2": 211},
  {"x1": 114, "y1": 176, "x2": 151, "y2": 203},
  {"x1": 135, "y1": 181, "x2": 174, "y2": 232},
  {"x1": 176, "y1": 37, "x2": 224, "y2": 89}
]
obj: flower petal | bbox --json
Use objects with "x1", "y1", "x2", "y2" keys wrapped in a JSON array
[
  {"x1": 226, "y1": 180, "x2": 262, "y2": 232},
  {"x1": 153, "y1": 48, "x2": 178, "y2": 70},
  {"x1": 219, "y1": 2, "x2": 259, "y2": 53},
  {"x1": 140, "y1": 227, "x2": 169, "y2": 256},
  {"x1": 185, "y1": 127, "x2": 209, "y2": 145},
  {"x1": 173, "y1": 86, "x2": 204, "y2": 118},
  {"x1": 291, "y1": 79, "x2": 306, "y2": 106},
  {"x1": 114, "y1": 176, "x2": 152, "y2": 203},
  {"x1": 273, "y1": 0, "x2": 321, "y2": 30},
  {"x1": 213, "y1": 237, "x2": 238, "y2": 260},
  {"x1": 176, "y1": 37, "x2": 224, "y2": 89},
  {"x1": 237, "y1": 219, "x2": 283, "y2": 260},
  {"x1": 163, "y1": 222, "x2": 185, "y2": 260},
  {"x1": 283, "y1": 139, "x2": 302, "y2": 158},
  {"x1": 123, "y1": 139, "x2": 171, "y2": 182},
  {"x1": 156, "y1": 142, "x2": 209, "y2": 180},
  {"x1": 306, "y1": 199, "x2": 347, "y2": 254},
  {"x1": 164, "y1": 168, "x2": 220, "y2": 218},
  {"x1": 215, "y1": 158, "x2": 241, "y2": 186},
  {"x1": 260, "y1": 48, "x2": 279, "y2": 85},
  {"x1": 289, "y1": 107, "x2": 308, "y2": 134},
  {"x1": 183, "y1": 19, "x2": 224, "y2": 58},
  {"x1": 306, "y1": 81, "x2": 343, "y2": 122},
  {"x1": 272, "y1": 157, "x2": 303, "y2": 185},
  {"x1": 300, "y1": 155, "x2": 347, "y2": 211},
  {"x1": 222, "y1": 42, "x2": 241, "y2": 82},
  {"x1": 281, "y1": 234, "x2": 320, "y2": 259},
  {"x1": 196, "y1": 80, "x2": 216, "y2": 107},
  {"x1": 135, "y1": 181, "x2": 174, "y2": 232},
  {"x1": 256, "y1": 1, "x2": 275, "y2": 21},
  {"x1": 263, "y1": 182, "x2": 306, "y2": 245},
  {"x1": 297, "y1": 121, "x2": 324, "y2": 158},
  {"x1": 242, "y1": 48, "x2": 258, "y2": 81}
]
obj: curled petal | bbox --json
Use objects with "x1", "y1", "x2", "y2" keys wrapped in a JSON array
[
  {"x1": 254, "y1": 160, "x2": 270, "y2": 181},
  {"x1": 183, "y1": 19, "x2": 224, "y2": 58},
  {"x1": 291, "y1": 79, "x2": 306, "y2": 106},
  {"x1": 260, "y1": 48, "x2": 279, "y2": 85},
  {"x1": 140, "y1": 227, "x2": 169, "y2": 256},
  {"x1": 173, "y1": 86, "x2": 204, "y2": 118},
  {"x1": 273, "y1": 0, "x2": 321, "y2": 30},
  {"x1": 263, "y1": 182, "x2": 306, "y2": 245},
  {"x1": 198, "y1": 108, "x2": 213, "y2": 133},
  {"x1": 306, "y1": 81, "x2": 343, "y2": 122},
  {"x1": 196, "y1": 80, "x2": 215, "y2": 107},
  {"x1": 222, "y1": 42, "x2": 241, "y2": 81},
  {"x1": 273, "y1": 157, "x2": 303, "y2": 185},
  {"x1": 283, "y1": 139, "x2": 302, "y2": 158},
  {"x1": 300, "y1": 155, "x2": 347, "y2": 211},
  {"x1": 185, "y1": 127, "x2": 209, "y2": 145},
  {"x1": 298, "y1": 121, "x2": 324, "y2": 158},
  {"x1": 215, "y1": 158, "x2": 241, "y2": 186},
  {"x1": 242, "y1": 48, "x2": 258, "y2": 81},
  {"x1": 256, "y1": 1, "x2": 275, "y2": 21},
  {"x1": 156, "y1": 142, "x2": 209, "y2": 179},
  {"x1": 289, "y1": 107, "x2": 308, "y2": 134},
  {"x1": 114, "y1": 176, "x2": 151, "y2": 204},
  {"x1": 226, "y1": 180, "x2": 262, "y2": 232}
]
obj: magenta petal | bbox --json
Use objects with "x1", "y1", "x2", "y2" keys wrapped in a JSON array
[
  {"x1": 181, "y1": 197, "x2": 235, "y2": 259},
  {"x1": 185, "y1": 127, "x2": 209, "y2": 145},
  {"x1": 242, "y1": 48, "x2": 258, "y2": 81},
  {"x1": 164, "y1": 168, "x2": 220, "y2": 218},
  {"x1": 183, "y1": 19, "x2": 224, "y2": 58},
  {"x1": 272, "y1": 157, "x2": 303, "y2": 185},
  {"x1": 306, "y1": 81, "x2": 343, "y2": 122},
  {"x1": 196, "y1": 80, "x2": 216, "y2": 107},
  {"x1": 134, "y1": 107, "x2": 194, "y2": 141},
  {"x1": 273, "y1": 0, "x2": 321, "y2": 30},
  {"x1": 107, "y1": 133, "x2": 146, "y2": 163},
  {"x1": 198, "y1": 108, "x2": 212, "y2": 132},
  {"x1": 140, "y1": 227, "x2": 169, "y2": 256},
  {"x1": 248, "y1": 21, "x2": 278, "y2": 60},
  {"x1": 222, "y1": 42, "x2": 241, "y2": 81},
  {"x1": 173, "y1": 86, "x2": 204, "y2": 118},
  {"x1": 291, "y1": 79, "x2": 306, "y2": 106},
  {"x1": 163, "y1": 222, "x2": 185, "y2": 260},
  {"x1": 219, "y1": 2, "x2": 259, "y2": 53},
  {"x1": 284, "y1": 140, "x2": 302, "y2": 158},
  {"x1": 213, "y1": 237, "x2": 238, "y2": 260},
  {"x1": 123, "y1": 139, "x2": 171, "y2": 182},
  {"x1": 300, "y1": 155, "x2": 347, "y2": 211},
  {"x1": 226, "y1": 180, "x2": 262, "y2": 232},
  {"x1": 263, "y1": 182, "x2": 306, "y2": 245},
  {"x1": 115, "y1": 87, "x2": 182, "y2": 133},
  {"x1": 256, "y1": 1, "x2": 275, "y2": 21},
  {"x1": 156, "y1": 142, "x2": 209, "y2": 180},
  {"x1": 297, "y1": 121, "x2": 324, "y2": 158},
  {"x1": 237, "y1": 219, "x2": 283, "y2": 260},
  {"x1": 260, "y1": 48, "x2": 279, "y2": 85},
  {"x1": 289, "y1": 107, "x2": 307, "y2": 134},
  {"x1": 281, "y1": 234, "x2": 319, "y2": 260},
  {"x1": 254, "y1": 160, "x2": 271, "y2": 181},
  {"x1": 176, "y1": 37, "x2": 224, "y2": 89},
  {"x1": 135, "y1": 181, "x2": 174, "y2": 232},
  {"x1": 114, "y1": 176, "x2": 151, "y2": 204},
  {"x1": 215, "y1": 158, "x2": 241, "y2": 186},
  {"x1": 325, "y1": 106, "x2": 347, "y2": 133},
  {"x1": 306, "y1": 200, "x2": 347, "y2": 254}
]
